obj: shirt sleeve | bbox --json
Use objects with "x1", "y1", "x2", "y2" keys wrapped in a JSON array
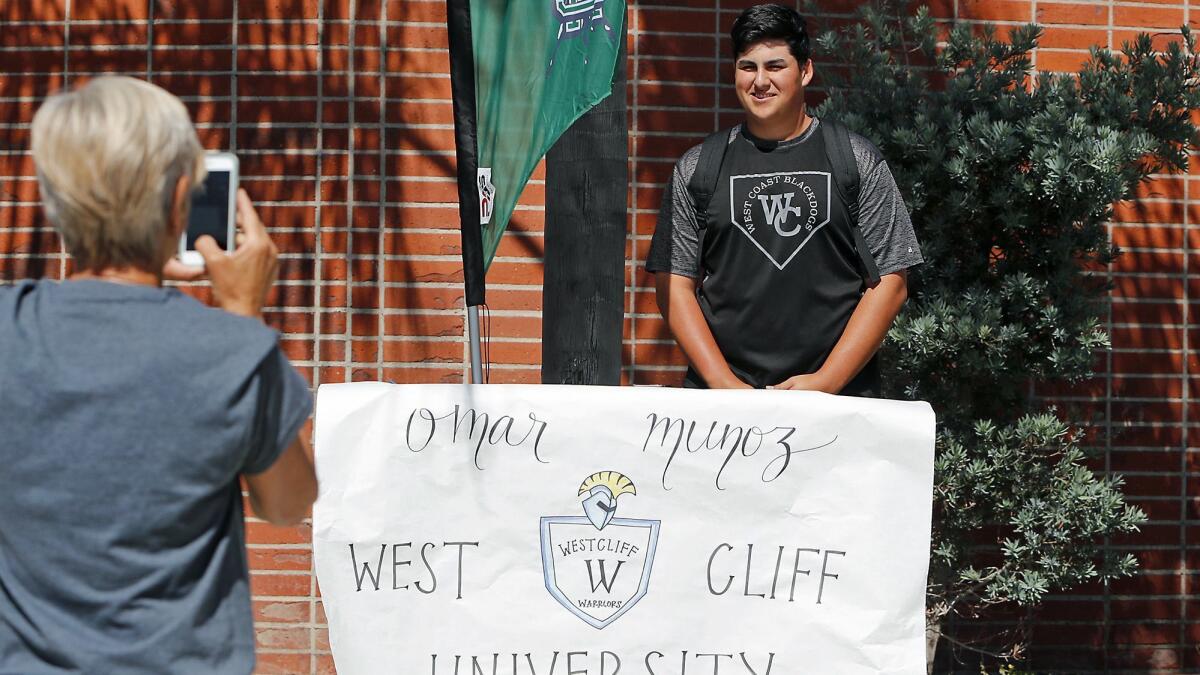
[
  {"x1": 241, "y1": 345, "x2": 314, "y2": 475},
  {"x1": 850, "y1": 133, "x2": 924, "y2": 277},
  {"x1": 645, "y1": 147, "x2": 705, "y2": 278}
]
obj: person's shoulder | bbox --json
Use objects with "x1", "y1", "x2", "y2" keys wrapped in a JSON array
[
  {"x1": 0, "y1": 280, "x2": 39, "y2": 330},
  {"x1": 673, "y1": 138, "x2": 706, "y2": 186},
  {"x1": 0, "y1": 279, "x2": 36, "y2": 301},
  {"x1": 813, "y1": 116, "x2": 885, "y2": 169},
  {"x1": 161, "y1": 290, "x2": 280, "y2": 355},
  {"x1": 674, "y1": 125, "x2": 740, "y2": 186},
  {"x1": 841, "y1": 126, "x2": 886, "y2": 174},
  {"x1": 0, "y1": 279, "x2": 46, "y2": 295},
  {"x1": 0, "y1": 279, "x2": 63, "y2": 314}
]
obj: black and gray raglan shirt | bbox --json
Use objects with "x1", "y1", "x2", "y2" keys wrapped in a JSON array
[{"x1": 646, "y1": 117, "x2": 924, "y2": 391}]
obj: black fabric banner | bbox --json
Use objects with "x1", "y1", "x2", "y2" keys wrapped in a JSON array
[{"x1": 445, "y1": 0, "x2": 486, "y2": 307}]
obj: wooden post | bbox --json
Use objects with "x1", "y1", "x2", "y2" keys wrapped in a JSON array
[{"x1": 541, "y1": 35, "x2": 628, "y2": 385}]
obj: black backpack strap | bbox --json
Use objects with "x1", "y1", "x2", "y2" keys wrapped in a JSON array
[
  {"x1": 686, "y1": 128, "x2": 732, "y2": 228},
  {"x1": 820, "y1": 118, "x2": 881, "y2": 287}
]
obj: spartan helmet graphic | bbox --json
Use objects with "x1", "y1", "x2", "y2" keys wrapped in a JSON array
[{"x1": 578, "y1": 471, "x2": 636, "y2": 531}]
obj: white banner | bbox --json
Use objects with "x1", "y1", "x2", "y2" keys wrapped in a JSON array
[{"x1": 313, "y1": 383, "x2": 935, "y2": 675}]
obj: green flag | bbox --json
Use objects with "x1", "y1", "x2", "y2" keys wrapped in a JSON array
[{"x1": 467, "y1": 0, "x2": 625, "y2": 270}]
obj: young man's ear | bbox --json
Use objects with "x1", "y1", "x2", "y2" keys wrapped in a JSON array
[{"x1": 800, "y1": 58, "x2": 814, "y2": 86}]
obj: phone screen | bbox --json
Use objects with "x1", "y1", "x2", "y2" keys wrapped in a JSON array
[{"x1": 186, "y1": 170, "x2": 232, "y2": 250}]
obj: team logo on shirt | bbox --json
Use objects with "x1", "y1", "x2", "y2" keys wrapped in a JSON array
[{"x1": 728, "y1": 171, "x2": 832, "y2": 270}]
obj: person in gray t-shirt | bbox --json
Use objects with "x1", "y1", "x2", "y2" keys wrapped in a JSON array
[
  {"x1": 0, "y1": 76, "x2": 317, "y2": 674},
  {"x1": 646, "y1": 4, "x2": 922, "y2": 394}
]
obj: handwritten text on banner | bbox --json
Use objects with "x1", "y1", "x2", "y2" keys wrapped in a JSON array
[{"x1": 313, "y1": 383, "x2": 935, "y2": 674}]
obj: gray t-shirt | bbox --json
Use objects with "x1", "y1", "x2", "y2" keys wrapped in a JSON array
[
  {"x1": 0, "y1": 279, "x2": 312, "y2": 675},
  {"x1": 646, "y1": 118, "x2": 923, "y2": 277}
]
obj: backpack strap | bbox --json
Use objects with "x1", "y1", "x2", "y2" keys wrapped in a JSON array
[
  {"x1": 820, "y1": 118, "x2": 881, "y2": 287},
  {"x1": 686, "y1": 128, "x2": 732, "y2": 228}
]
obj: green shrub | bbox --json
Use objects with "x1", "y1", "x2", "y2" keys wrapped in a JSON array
[{"x1": 813, "y1": 0, "x2": 1200, "y2": 662}]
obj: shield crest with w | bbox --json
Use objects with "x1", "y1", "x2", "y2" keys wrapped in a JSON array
[{"x1": 539, "y1": 515, "x2": 660, "y2": 629}]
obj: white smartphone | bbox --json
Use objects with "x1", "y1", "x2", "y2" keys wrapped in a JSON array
[{"x1": 179, "y1": 152, "x2": 238, "y2": 268}]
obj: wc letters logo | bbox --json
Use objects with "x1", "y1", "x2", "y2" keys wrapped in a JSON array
[
  {"x1": 728, "y1": 171, "x2": 831, "y2": 270},
  {"x1": 539, "y1": 471, "x2": 660, "y2": 629}
]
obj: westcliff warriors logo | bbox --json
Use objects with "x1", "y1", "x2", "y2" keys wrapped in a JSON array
[
  {"x1": 539, "y1": 471, "x2": 660, "y2": 629},
  {"x1": 728, "y1": 171, "x2": 832, "y2": 270}
]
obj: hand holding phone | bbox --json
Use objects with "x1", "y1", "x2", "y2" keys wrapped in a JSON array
[
  {"x1": 179, "y1": 152, "x2": 238, "y2": 268},
  {"x1": 197, "y1": 189, "x2": 279, "y2": 320}
]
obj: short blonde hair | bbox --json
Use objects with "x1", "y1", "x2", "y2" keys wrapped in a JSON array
[{"x1": 31, "y1": 76, "x2": 206, "y2": 271}]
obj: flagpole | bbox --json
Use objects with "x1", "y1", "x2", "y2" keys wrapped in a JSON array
[
  {"x1": 446, "y1": 0, "x2": 488, "y2": 383},
  {"x1": 447, "y1": 0, "x2": 626, "y2": 385},
  {"x1": 467, "y1": 306, "x2": 484, "y2": 383}
]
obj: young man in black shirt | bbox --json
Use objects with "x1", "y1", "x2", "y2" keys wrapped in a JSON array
[{"x1": 646, "y1": 3, "x2": 922, "y2": 396}]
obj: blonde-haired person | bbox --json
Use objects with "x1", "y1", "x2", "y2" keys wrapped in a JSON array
[{"x1": 0, "y1": 75, "x2": 317, "y2": 674}]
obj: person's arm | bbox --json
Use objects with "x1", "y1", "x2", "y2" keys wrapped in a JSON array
[
  {"x1": 655, "y1": 272, "x2": 751, "y2": 389},
  {"x1": 198, "y1": 189, "x2": 317, "y2": 524},
  {"x1": 771, "y1": 269, "x2": 908, "y2": 392},
  {"x1": 648, "y1": 145, "x2": 749, "y2": 388},
  {"x1": 245, "y1": 434, "x2": 318, "y2": 526}
]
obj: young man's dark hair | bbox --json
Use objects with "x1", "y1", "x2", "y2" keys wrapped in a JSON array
[{"x1": 730, "y1": 3, "x2": 810, "y2": 62}]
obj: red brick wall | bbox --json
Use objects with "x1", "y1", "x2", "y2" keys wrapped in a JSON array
[{"x1": 1, "y1": 0, "x2": 1196, "y2": 672}]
